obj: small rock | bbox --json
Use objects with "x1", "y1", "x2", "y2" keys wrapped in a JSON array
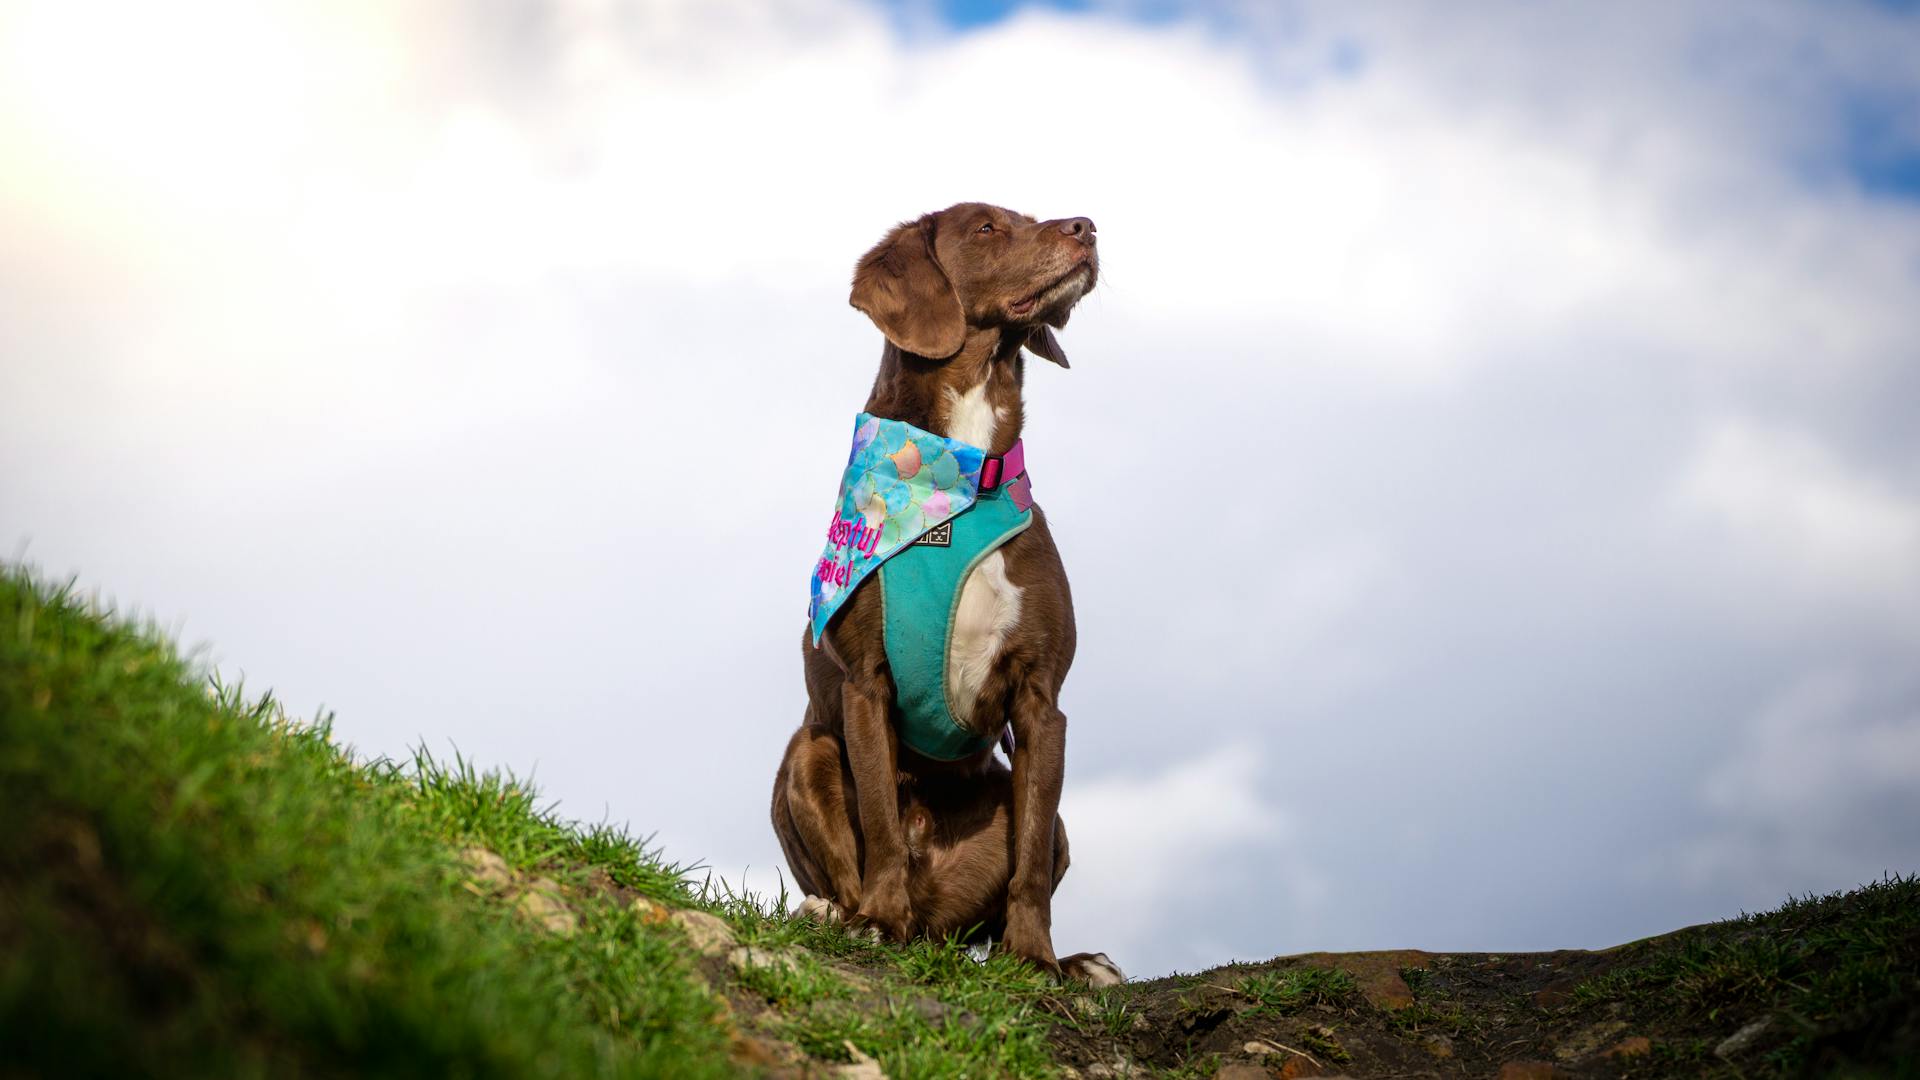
[
  {"x1": 728, "y1": 944, "x2": 803, "y2": 976},
  {"x1": 1530, "y1": 977, "x2": 1579, "y2": 1010},
  {"x1": 1604, "y1": 1036, "x2": 1652, "y2": 1058},
  {"x1": 1213, "y1": 1065, "x2": 1273, "y2": 1080},
  {"x1": 1715, "y1": 1017, "x2": 1771, "y2": 1058},
  {"x1": 1276, "y1": 1059, "x2": 1323, "y2": 1079},
  {"x1": 629, "y1": 896, "x2": 670, "y2": 925},
  {"x1": 461, "y1": 847, "x2": 513, "y2": 890},
  {"x1": 1554, "y1": 1020, "x2": 1627, "y2": 1061},
  {"x1": 1422, "y1": 1033, "x2": 1454, "y2": 1059},
  {"x1": 670, "y1": 909, "x2": 737, "y2": 956},
  {"x1": 1286, "y1": 950, "x2": 1433, "y2": 1010},
  {"x1": 515, "y1": 881, "x2": 577, "y2": 937},
  {"x1": 837, "y1": 1041, "x2": 888, "y2": 1079}
]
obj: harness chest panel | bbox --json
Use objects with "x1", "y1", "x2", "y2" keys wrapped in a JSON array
[
  {"x1": 878, "y1": 484, "x2": 1032, "y2": 761},
  {"x1": 807, "y1": 412, "x2": 1035, "y2": 761}
]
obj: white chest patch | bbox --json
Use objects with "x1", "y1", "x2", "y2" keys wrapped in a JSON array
[
  {"x1": 947, "y1": 550, "x2": 1023, "y2": 727},
  {"x1": 939, "y1": 373, "x2": 1022, "y2": 728},
  {"x1": 942, "y1": 379, "x2": 997, "y2": 449}
]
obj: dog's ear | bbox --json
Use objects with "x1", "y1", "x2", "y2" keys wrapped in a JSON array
[
  {"x1": 1023, "y1": 325, "x2": 1070, "y2": 368},
  {"x1": 850, "y1": 215, "x2": 966, "y2": 359}
]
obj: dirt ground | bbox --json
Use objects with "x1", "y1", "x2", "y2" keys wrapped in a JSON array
[{"x1": 1043, "y1": 944, "x2": 1724, "y2": 1078}]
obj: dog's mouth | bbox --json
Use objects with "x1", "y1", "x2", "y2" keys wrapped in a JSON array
[{"x1": 1008, "y1": 263, "x2": 1092, "y2": 319}]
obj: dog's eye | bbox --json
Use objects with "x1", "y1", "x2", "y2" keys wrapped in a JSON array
[{"x1": 976, "y1": 222, "x2": 994, "y2": 235}]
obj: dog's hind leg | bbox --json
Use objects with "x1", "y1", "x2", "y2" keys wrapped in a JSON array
[
  {"x1": 771, "y1": 765, "x2": 827, "y2": 900},
  {"x1": 771, "y1": 722, "x2": 867, "y2": 915}
]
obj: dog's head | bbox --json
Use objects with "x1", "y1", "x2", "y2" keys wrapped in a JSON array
[{"x1": 849, "y1": 203, "x2": 1097, "y2": 367}]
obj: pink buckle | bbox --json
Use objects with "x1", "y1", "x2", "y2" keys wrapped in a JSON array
[{"x1": 979, "y1": 439, "x2": 1024, "y2": 491}]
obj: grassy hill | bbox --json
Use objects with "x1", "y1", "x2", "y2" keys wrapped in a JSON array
[{"x1": 2, "y1": 565, "x2": 1914, "y2": 1078}]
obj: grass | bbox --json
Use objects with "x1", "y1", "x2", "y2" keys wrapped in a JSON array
[
  {"x1": 1381, "y1": 964, "x2": 1482, "y2": 1043},
  {"x1": 1572, "y1": 872, "x2": 1920, "y2": 1075},
  {"x1": 0, "y1": 568, "x2": 735, "y2": 1079},
  {"x1": 1239, "y1": 965, "x2": 1361, "y2": 1016},
  {"x1": 724, "y1": 897, "x2": 1070, "y2": 1077},
  {"x1": 0, "y1": 565, "x2": 1098, "y2": 1078}
]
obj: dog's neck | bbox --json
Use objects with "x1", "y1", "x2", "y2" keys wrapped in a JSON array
[{"x1": 862, "y1": 329, "x2": 1027, "y2": 457}]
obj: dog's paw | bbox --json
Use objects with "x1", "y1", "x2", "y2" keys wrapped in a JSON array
[
  {"x1": 1061, "y1": 951, "x2": 1126, "y2": 988},
  {"x1": 997, "y1": 940, "x2": 1062, "y2": 978},
  {"x1": 852, "y1": 882, "x2": 916, "y2": 943},
  {"x1": 796, "y1": 894, "x2": 848, "y2": 925}
]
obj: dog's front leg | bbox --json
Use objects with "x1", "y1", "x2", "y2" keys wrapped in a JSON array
[
  {"x1": 1002, "y1": 679, "x2": 1065, "y2": 976},
  {"x1": 841, "y1": 680, "x2": 915, "y2": 941}
]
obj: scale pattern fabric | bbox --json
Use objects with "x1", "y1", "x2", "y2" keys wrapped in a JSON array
[{"x1": 808, "y1": 413, "x2": 989, "y2": 644}]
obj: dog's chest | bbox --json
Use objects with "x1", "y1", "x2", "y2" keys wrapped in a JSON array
[
  {"x1": 947, "y1": 552, "x2": 1023, "y2": 726},
  {"x1": 939, "y1": 380, "x2": 1022, "y2": 727},
  {"x1": 942, "y1": 380, "x2": 1005, "y2": 450}
]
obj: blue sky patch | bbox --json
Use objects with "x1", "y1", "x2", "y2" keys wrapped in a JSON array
[
  {"x1": 1841, "y1": 95, "x2": 1920, "y2": 200},
  {"x1": 913, "y1": 0, "x2": 1090, "y2": 28}
]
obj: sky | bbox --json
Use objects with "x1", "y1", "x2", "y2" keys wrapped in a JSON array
[{"x1": 3, "y1": 0, "x2": 1918, "y2": 978}]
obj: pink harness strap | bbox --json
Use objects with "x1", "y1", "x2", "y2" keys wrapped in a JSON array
[{"x1": 978, "y1": 439, "x2": 1025, "y2": 491}]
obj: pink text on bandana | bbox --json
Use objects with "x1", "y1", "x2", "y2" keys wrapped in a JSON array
[{"x1": 814, "y1": 510, "x2": 881, "y2": 586}]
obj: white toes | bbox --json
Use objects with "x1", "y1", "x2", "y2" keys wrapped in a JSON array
[
  {"x1": 796, "y1": 894, "x2": 846, "y2": 925},
  {"x1": 1065, "y1": 951, "x2": 1126, "y2": 988}
]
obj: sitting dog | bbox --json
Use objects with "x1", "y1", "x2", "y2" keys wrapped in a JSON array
[{"x1": 770, "y1": 203, "x2": 1119, "y2": 986}]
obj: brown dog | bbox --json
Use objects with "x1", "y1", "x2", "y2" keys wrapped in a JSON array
[{"x1": 770, "y1": 203, "x2": 1119, "y2": 985}]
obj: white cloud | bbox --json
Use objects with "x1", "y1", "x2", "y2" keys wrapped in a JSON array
[
  {"x1": 1674, "y1": 416, "x2": 1920, "y2": 617},
  {"x1": 1054, "y1": 746, "x2": 1323, "y2": 973}
]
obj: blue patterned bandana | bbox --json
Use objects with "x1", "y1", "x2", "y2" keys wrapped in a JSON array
[{"x1": 808, "y1": 413, "x2": 993, "y2": 643}]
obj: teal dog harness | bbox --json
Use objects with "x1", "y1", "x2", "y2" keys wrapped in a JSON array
[{"x1": 809, "y1": 414, "x2": 1034, "y2": 760}]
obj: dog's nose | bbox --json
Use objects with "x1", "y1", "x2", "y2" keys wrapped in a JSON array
[{"x1": 1055, "y1": 217, "x2": 1096, "y2": 245}]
